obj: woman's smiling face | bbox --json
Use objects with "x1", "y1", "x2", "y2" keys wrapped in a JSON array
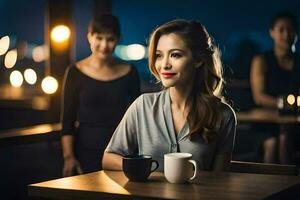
[
  {"x1": 88, "y1": 32, "x2": 118, "y2": 60},
  {"x1": 155, "y1": 33, "x2": 196, "y2": 88},
  {"x1": 270, "y1": 18, "x2": 298, "y2": 50}
]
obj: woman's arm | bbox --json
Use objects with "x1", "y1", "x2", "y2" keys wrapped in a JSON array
[
  {"x1": 250, "y1": 55, "x2": 278, "y2": 108},
  {"x1": 102, "y1": 96, "x2": 141, "y2": 171},
  {"x1": 61, "y1": 67, "x2": 81, "y2": 176},
  {"x1": 61, "y1": 135, "x2": 83, "y2": 176},
  {"x1": 102, "y1": 152, "x2": 123, "y2": 170},
  {"x1": 213, "y1": 103, "x2": 236, "y2": 171}
]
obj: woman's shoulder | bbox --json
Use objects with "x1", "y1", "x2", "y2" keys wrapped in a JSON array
[
  {"x1": 75, "y1": 58, "x2": 90, "y2": 72},
  {"x1": 62, "y1": 64, "x2": 82, "y2": 88},
  {"x1": 134, "y1": 90, "x2": 166, "y2": 106},
  {"x1": 66, "y1": 58, "x2": 89, "y2": 75},
  {"x1": 64, "y1": 64, "x2": 80, "y2": 77},
  {"x1": 251, "y1": 53, "x2": 268, "y2": 72},
  {"x1": 252, "y1": 50, "x2": 275, "y2": 61},
  {"x1": 218, "y1": 101, "x2": 237, "y2": 126},
  {"x1": 252, "y1": 53, "x2": 268, "y2": 64}
]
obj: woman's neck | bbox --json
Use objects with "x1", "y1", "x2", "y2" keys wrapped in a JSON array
[
  {"x1": 169, "y1": 86, "x2": 192, "y2": 112},
  {"x1": 88, "y1": 54, "x2": 115, "y2": 69},
  {"x1": 274, "y1": 46, "x2": 293, "y2": 60}
]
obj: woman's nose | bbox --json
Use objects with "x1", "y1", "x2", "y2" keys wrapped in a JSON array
[
  {"x1": 162, "y1": 58, "x2": 171, "y2": 70},
  {"x1": 100, "y1": 39, "x2": 108, "y2": 48}
]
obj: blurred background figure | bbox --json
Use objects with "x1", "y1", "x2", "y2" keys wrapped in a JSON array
[
  {"x1": 61, "y1": 13, "x2": 140, "y2": 176},
  {"x1": 250, "y1": 11, "x2": 299, "y2": 164}
]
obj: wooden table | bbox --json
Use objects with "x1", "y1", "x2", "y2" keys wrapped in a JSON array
[
  {"x1": 237, "y1": 108, "x2": 300, "y2": 124},
  {"x1": 28, "y1": 170, "x2": 300, "y2": 200}
]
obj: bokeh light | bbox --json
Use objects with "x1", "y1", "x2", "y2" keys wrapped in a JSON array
[
  {"x1": 51, "y1": 25, "x2": 71, "y2": 43},
  {"x1": 24, "y1": 68, "x2": 37, "y2": 85},
  {"x1": 0, "y1": 36, "x2": 10, "y2": 55},
  {"x1": 41, "y1": 76, "x2": 58, "y2": 94},
  {"x1": 114, "y1": 44, "x2": 146, "y2": 61},
  {"x1": 115, "y1": 45, "x2": 129, "y2": 60},
  {"x1": 287, "y1": 94, "x2": 295, "y2": 105},
  {"x1": 32, "y1": 45, "x2": 49, "y2": 62},
  {"x1": 10, "y1": 70, "x2": 23, "y2": 87},
  {"x1": 126, "y1": 44, "x2": 146, "y2": 60},
  {"x1": 4, "y1": 49, "x2": 17, "y2": 68}
]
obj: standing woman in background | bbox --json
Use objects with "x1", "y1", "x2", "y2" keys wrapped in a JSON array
[
  {"x1": 250, "y1": 11, "x2": 299, "y2": 164},
  {"x1": 61, "y1": 13, "x2": 140, "y2": 176}
]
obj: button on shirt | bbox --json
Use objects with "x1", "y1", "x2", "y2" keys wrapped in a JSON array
[{"x1": 105, "y1": 90, "x2": 236, "y2": 171}]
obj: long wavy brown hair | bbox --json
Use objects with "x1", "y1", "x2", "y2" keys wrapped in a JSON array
[{"x1": 148, "y1": 19, "x2": 224, "y2": 143}]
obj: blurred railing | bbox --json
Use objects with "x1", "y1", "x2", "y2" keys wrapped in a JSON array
[
  {"x1": 0, "y1": 84, "x2": 50, "y2": 110},
  {"x1": 0, "y1": 123, "x2": 61, "y2": 147}
]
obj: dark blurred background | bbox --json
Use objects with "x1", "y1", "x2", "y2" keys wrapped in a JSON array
[
  {"x1": 0, "y1": 0, "x2": 300, "y2": 199},
  {"x1": 1, "y1": 0, "x2": 300, "y2": 128}
]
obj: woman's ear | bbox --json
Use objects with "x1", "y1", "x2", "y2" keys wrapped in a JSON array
[
  {"x1": 87, "y1": 32, "x2": 93, "y2": 44},
  {"x1": 269, "y1": 28, "x2": 275, "y2": 40}
]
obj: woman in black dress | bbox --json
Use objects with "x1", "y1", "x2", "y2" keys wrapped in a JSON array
[
  {"x1": 61, "y1": 14, "x2": 140, "y2": 176},
  {"x1": 250, "y1": 11, "x2": 299, "y2": 164}
]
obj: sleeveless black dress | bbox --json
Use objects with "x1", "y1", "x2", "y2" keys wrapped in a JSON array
[
  {"x1": 264, "y1": 50, "x2": 300, "y2": 97},
  {"x1": 259, "y1": 50, "x2": 300, "y2": 139}
]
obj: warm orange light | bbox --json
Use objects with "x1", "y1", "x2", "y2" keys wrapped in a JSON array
[
  {"x1": 0, "y1": 36, "x2": 10, "y2": 55},
  {"x1": 24, "y1": 68, "x2": 37, "y2": 85},
  {"x1": 51, "y1": 25, "x2": 70, "y2": 43},
  {"x1": 10, "y1": 70, "x2": 23, "y2": 87},
  {"x1": 4, "y1": 49, "x2": 17, "y2": 68},
  {"x1": 41, "y1": 76, "x2": 58, "y2": 94},
  {"x1": 32, "y1": 45, "x2": 48, "y2": 62},
  {"x1": 287, "y1": 94, "x2": 295, "y2": 105}
]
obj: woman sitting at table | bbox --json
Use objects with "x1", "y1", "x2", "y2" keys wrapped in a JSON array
[
  {"x1": 102, "y1": 19, "x2": 236, "y2": 171},
  {"x1": 250, "y1": 11, "x2": 299, "y2": 164}
]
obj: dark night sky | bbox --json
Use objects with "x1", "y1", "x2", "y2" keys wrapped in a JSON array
[
  {"x1": 112, "y1": 0, "x2": 300, "y2": 78},
  {"x1": 0, "y1": 0, "x2": 46, "y2": 44},
  {"x1": 1, "y1": 0, "x2": 300, "y2": 79}
]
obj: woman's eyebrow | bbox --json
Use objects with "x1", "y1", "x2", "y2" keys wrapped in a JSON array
[{"x1": 156, "y1": 48, "x2": 185, "y2": 52}]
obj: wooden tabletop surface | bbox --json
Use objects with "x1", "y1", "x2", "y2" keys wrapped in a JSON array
[
  {"x1": 28, "y1": 170, "x2": 300, "y2": 200},
  {"x1": 237, "y1": 108, "x2": 300, "y2": 124}
]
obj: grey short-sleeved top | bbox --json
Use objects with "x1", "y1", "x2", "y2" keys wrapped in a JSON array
[{"x1": 105, "y1": 90, "x2": 236, "y2": 171}]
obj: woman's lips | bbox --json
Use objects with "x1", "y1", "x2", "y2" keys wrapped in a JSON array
[
  {"x1": 100, "y1": 50, "x2": 110, "y2": 55},
  {"x1": 161, "y1": 72, "x2": 176, "y2": 78}
]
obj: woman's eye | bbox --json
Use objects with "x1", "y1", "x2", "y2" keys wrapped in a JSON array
[
  {"x1": 156, "y1": 54, "x2": 162, "y2": 59},
  {"x1": 171, "y1": 53, "x2": 181, "y2": 58},
  {"x1": 108, "y1": 37, "x2": 116, "y2": 42}
]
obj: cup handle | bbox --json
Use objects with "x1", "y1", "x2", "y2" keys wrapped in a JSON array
[
  {"x1": 150, "y1": 160, "x2": 159, "y2": 172},
  {"x1": 188, "y1": 159, "x2": 197, "y2": 180}
]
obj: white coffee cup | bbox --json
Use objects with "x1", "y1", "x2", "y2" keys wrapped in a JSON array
[{"x1": 164, "y1": 152, "x2": 197, "y2": 184}]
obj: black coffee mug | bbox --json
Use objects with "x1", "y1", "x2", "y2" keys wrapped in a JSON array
[{"x1": 122, "y1": 155, "x2": 159, "y2": 182}]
